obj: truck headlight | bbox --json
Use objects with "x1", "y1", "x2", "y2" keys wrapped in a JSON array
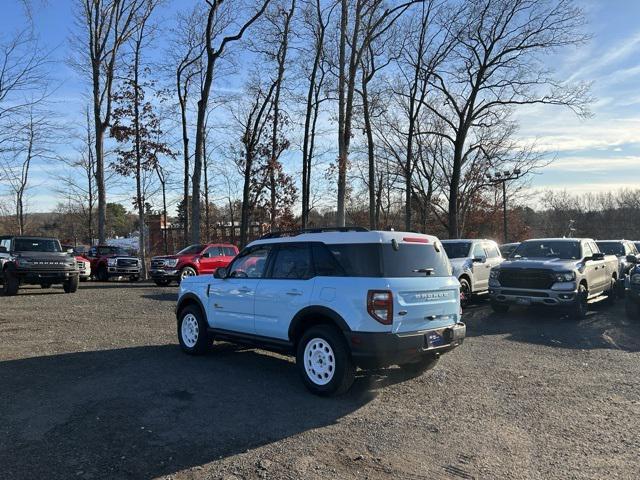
[
  {"x1": 489, "y1": 269, "x2": 499, "y2": 280},
  {"x1": 165, "y1": 259, "x2": 178, "y2": 267},
  {"x1": 631, "y1": 274, "x2": 640, "y2": 285},
  {"x1": 107, "y1": 258, "x2": 117, "y2": 266},
  {"x1": 554, "y1": 271, "x2": 575, "y2": 282}
]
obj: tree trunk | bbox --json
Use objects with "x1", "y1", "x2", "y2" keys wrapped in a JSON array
[
  {"x1": 361, "y1": 76, "x2": 376, "y2": 229},
  {"x1": 133, "y1": 41, "x2": 147, "y2": 280},
  {"x1": 336, "y1": 0, "x2": 348, "y2": 227}
]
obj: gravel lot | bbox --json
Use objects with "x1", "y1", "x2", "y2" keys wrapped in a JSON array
[{"x1": 1, "y1": 282, "x2": 639, "y2": 480}]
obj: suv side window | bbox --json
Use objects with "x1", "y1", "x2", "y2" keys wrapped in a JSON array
[
  {"x1": 472, "y1": 243, "x2": 486, "y2": 260},
  {"x1": 590, "y1": 242, "x2": 600, "y2": 256},
  {"x1": 582, "y1": 242, "x2": 593, "y2": 258},
  {"x1": 203, "y1": 246, "x2": 221, "y2": 257},
  {"x1": 311, "y1": 243, "x2": 345, "y2": 276},
  {"x1": 270, "y1": 244, "x2": 313, "y2": 280},
  {"x1": 0, "y1": 238, "x2": 11, "y2": 251},
  {"x1": 228, "y1": 245, "x2": 271, "y2": 278}
]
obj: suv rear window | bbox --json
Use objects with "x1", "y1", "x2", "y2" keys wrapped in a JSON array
[{"x1": 320, "y1": 242, "x2": 451, "y2": 278}]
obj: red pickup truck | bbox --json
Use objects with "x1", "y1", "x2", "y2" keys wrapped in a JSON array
[
  {"x1": 84, "y1": 245, "x2": 142, "y2": 282},
  {"x1": 150, "y1": 243, "x2": 238, "y2": 286}
]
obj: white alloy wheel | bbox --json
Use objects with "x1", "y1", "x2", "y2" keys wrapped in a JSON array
[
  {"x1": 181, "y1": 313, "x2": 199, "y2": 348},
  {"x1": 304, "y1": 338, "x2": 336, "y2": 385},
  {"x1": 181, "y1": 267, "x2": 196, "y2": 280}
]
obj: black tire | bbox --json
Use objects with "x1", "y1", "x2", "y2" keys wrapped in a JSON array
[
  {"x1": 179, "y1": 266, "x2": 197, "y2": 282},
  {"x1": 459, "y1": 278, "x2": 471, "y2": 308},
  {"x1": 296, "y1": 324, "x2": 355, "y2": 396},
  {"x1": 570, "y1": 283, "x2": 588, "y2": 320},
  {"x1": 399, "y1": 355, "x2": 439, "y2": 375},
  {"x1": 129, "y1": 275, "x2": 140, "y2": 282},
  {"x1": 2, "y1": 270, "x2": 19, "y2": 296},
  {"x1": 97, "y1": 266, "x2": 108, "y2": 282},
  {"x1": 604, "y1": 277, "x2": 617, "y2": 306},
  {"x1": 41, "y1": 283, "x2": 52, "y2": 289},
  {"x1": 154, "y1": 279, "x2": 171, "y2": 287},
  {"x1": 177, "y1": 305, "x2": 210, "y2": 355},
  {"x1": 491, "y1": 301, "x2": 510, "y2": 314},
  {"x1": 63, "y1": 275, "x2": 79, "y2": 293},
  {"x1": 625, "y1": 298, "x2": 639, "y2": 320}
]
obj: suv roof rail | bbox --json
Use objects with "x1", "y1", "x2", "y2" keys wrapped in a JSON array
[{"x1": 259, "y1": 226, "x2": 369, "y2": 240}]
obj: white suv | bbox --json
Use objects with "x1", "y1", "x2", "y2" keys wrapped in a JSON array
[
  {"x1": 176, "y1": 228, "x2": 465, "y2": 396},
  {"x1": 441, "y1": 239, "x2": 504, "y2": 306}
]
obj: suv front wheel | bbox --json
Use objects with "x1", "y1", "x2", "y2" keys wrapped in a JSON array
[
  {"x1": 178, "y1": 305, "x2": 210, "y2": 355},
  {"x1": 296, "y1": 325, "x2": 355, "y2": 396}
]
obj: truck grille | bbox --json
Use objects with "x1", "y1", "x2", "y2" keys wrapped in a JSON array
[
  {"x1": 151, "y1": 259, "x2": 165, "y2": 268},
  {"x1": 117, "y1": 258, "x2": 138, "y2": 267},
  {"x1": 499, "y1": 269, "x2": 554, "y2": 289}
]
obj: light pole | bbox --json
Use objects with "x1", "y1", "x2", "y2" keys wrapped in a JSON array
[{"x1": 485, "y1": 169, "x2": 522, "y2": 243}]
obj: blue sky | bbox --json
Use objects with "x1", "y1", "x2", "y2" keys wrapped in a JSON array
[{"x1": 2, "y1": 0, "x2": 640, "y2": 212}]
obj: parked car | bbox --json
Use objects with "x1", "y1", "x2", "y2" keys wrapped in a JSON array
[
  {"x1": 595, "y1": 240, "x2": 639, "y2": 296},
  {"x1": 62, "y1": 245, "x2": 92, "y2": 281},
  {"x1": 83, "y1": 245, "x2": 141, "y2": 282},
  {"x1": 175, "y1": 228, "x2": 465, "y2": 396},
  {"x1": 489, "y1": 238, "x2": 618, "y2": 319},
  {"x1": 499, "y1": 242, "x2": 520, "y2": 258},
  {"x1": 441, "y1": 239, "x2": 504, "y2": 306},
  {"x1": 0, "y1": 236, "x2": 79, "y2": 295},
  {"x1": 625, "y1": 257, "x2": 640, "y2": 319},
  {"x1": 150, "y1": 243, "x2": 239, "y2": 286}
]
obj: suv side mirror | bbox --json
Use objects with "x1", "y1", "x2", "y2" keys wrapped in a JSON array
[
  {"x1": 591, "y1": 252, "x2": 605, "y2": 261},
  {"x1": 626, "y1": 254, "x2": 638, "y2": 264},
  {"x1": 214, "y1": 267, "x2": 227, "y2": 279},
  {"x1": 472, "y1": 257, "x2": 486, "y2": 263}
]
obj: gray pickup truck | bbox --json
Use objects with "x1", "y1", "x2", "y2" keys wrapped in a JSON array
[{"x1": 488, "y1": 238, "x2": 618, "y2": 319}]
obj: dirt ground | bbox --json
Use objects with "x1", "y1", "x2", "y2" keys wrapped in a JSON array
[{"x1": 1, "y1": 282, "x2": 639, "y2": 480}]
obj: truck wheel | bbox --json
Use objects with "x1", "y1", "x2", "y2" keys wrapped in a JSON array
[
  {"x1": 570, "y1": 284, "x2": 588, "y2": 320},
  {"x1": 179, "y1": 266, "x2": 197, "y2": 282},
  {"x1": 604, "y1": 277, "x2": 617, "y2": 306},
  {"x1": 177, "y1": 305, "x2": 210, "y2": 355},
  {"x1": 154, "y1": 279, "x2": 171, "y2": 286},
  {"x1": 2, "y1": 271, "x2": 19, "y2": 296},
  {"x1": 41, "y1": 283, "x2": 52, "y2": 289},
  {"x1": 625, "y1": 298, "x2": 639, "y2": 319},
  {"x1": 399, "y1": 355, "x2": 439, "y2": 376},
  {"x1": 490, "y1": 301, "x2": 510, "y2": 314},
  {"x1": 63, "y1": 275, "x2": 79, "y2": 293},
  {"x1": 97, "y1": 266, "x2": 108, "y2": 282},
  {"x1": 459, "y1": 278, "x2": 471, "y2": 308},
  {"x1": 296, "y1": 325, "x2": 355, "y2": 396}
]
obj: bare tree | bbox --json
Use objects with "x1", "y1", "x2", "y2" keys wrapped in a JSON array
[
  {"x1": 422, "y1": 0, "x2": 591, "y2": 237},
  {"x1": 191, "y1": 0, "x2": 272, "y2": 244},
  {"x1": 72, "y1": 0, "x2": 147, "y2": 244}
]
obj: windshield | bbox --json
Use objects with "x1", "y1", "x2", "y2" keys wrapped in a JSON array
[
  {"x1": 596, "y1": 242, "x2": 624, "y2": 256},
  {"x1": 513, "y1": 241, "x2": 581, "y2": 260},
  {"x1": 177, "y1": 244, "x2": 205, "y2": 255},
  {"x1": 442, "y1": 242, "x2": 471, "y2": 259},
  {"x1": 14, "y1": 238, "x2": 62, "y2": 253}
]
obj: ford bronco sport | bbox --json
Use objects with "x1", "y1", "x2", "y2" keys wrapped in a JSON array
[
  {"x1": 0, "y1": 236, "x2": 79, "y2": 295},
  {"x1": 175, "y1": 228, "x2": 465, "y2": 396}
]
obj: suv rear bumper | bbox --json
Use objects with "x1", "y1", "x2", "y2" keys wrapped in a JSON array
[{"x1": 348, "y1": 322, "x2": 466, "y2": 368}]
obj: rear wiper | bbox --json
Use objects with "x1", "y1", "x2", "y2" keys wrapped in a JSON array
[{"x1": 413, "y1": 268, "x2": 435, "y2": 276}]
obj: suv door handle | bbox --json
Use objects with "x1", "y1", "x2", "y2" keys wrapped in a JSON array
[{"x1": 286, "y1": 289, "x2": 303, "y2": 296}]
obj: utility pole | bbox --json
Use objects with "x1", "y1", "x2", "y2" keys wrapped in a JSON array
[{"x1": 485, "y1": 169, "x2": 522, "y2": 243}]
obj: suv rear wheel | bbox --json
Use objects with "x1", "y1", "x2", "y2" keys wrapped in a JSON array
[
  {"x1": 178, "y1": 305, "x2": 210, "y2": 355},
  {"x1": 296, "y1": 325, "x2": 355, "y2": 396}
]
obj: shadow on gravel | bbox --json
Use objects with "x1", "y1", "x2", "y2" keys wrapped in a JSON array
[
  {"x1": 0, "y1": 344, "x2": 398, "y2": 479},
  {"x1": 79, "y1": 282, "x2": 159, "y2": 289},
  {"x1": 463, "y1": 302, "x2": 640, "y2": 352}
]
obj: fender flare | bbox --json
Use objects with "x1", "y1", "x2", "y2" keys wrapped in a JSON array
[
  {"x1": 288, "y1": 305, "x2": 351, "y2": 342},
  {"x1": 176, "y1": 292, "x2": 208, "y2": 324}
]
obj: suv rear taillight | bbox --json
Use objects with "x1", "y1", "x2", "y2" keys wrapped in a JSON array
[{"x1": 367, "y1": 290, "x2": 393, "y2": 325}]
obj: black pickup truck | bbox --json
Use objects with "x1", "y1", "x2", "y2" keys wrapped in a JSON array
[{"x1": 0, "y1": 236, "x2": 79, "y2": 296}]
